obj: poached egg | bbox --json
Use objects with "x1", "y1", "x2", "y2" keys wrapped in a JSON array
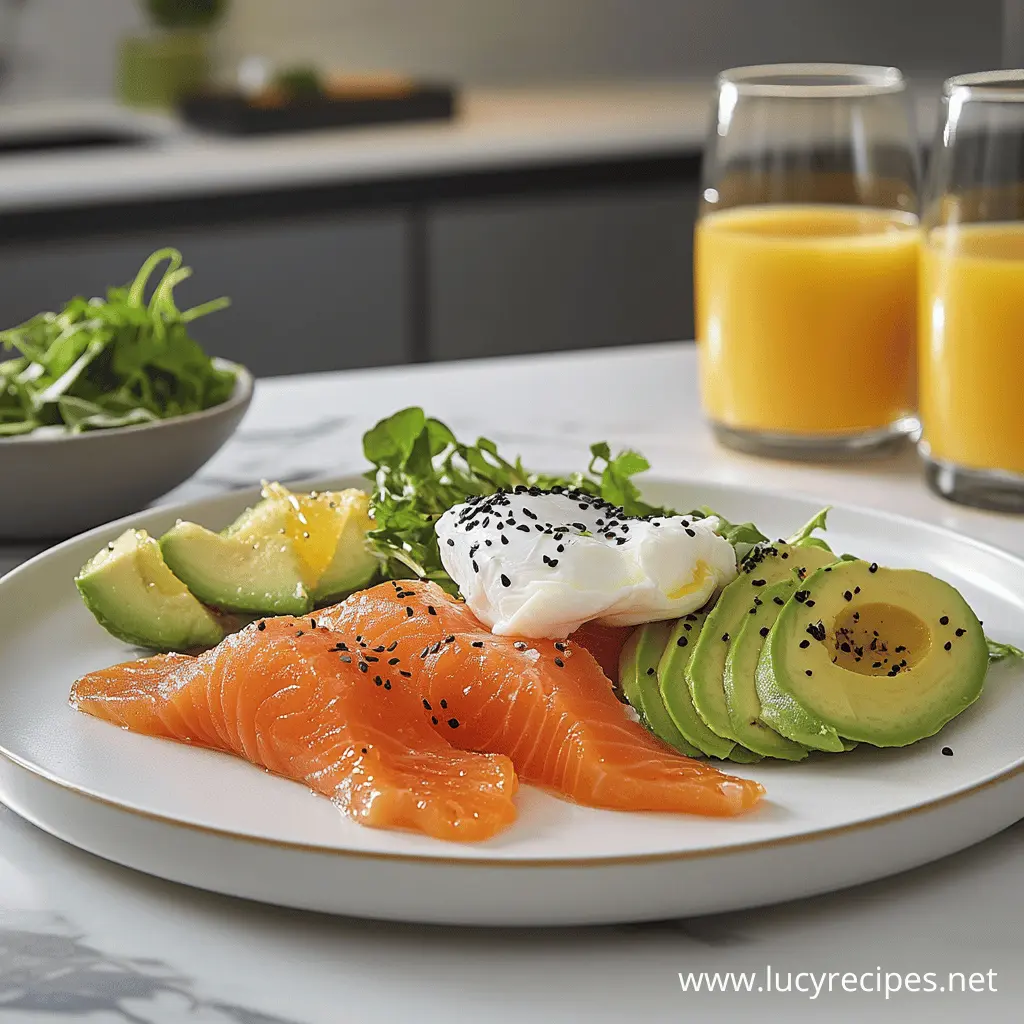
[{"x1": 435, "y1": 487, "x2": 737, "y2": 638}]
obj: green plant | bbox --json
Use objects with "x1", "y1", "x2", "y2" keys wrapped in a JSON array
[{"x1": 145, "y1": 0, "x2": 228, "y2": 31}]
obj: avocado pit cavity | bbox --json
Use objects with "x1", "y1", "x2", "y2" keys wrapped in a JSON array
[{"x1": 831, "y1": 603, "x2": 932, "y2": 677}]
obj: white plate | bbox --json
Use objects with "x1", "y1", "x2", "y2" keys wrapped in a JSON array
[{"x1": 1, "y1": 477, "x2": 1022, "y2": 927}]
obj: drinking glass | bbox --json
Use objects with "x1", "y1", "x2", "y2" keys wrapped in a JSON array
[
  {"x1": 919, "y1": 71, "x2": 1024, "y2": 512},
  {"x1": 695, "y1": 64, "x2": 921, "y2": 458}
]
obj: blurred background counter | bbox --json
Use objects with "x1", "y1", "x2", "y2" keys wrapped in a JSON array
[
  {"x1": 0, "y1": 0, "x2": 1010, "y2": 375},
  {"x1": 0, "y1": 84, "x2": 708, "y2": 376}
]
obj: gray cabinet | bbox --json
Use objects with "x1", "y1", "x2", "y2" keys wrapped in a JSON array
[
  {"x1": 427, "y1": 185, "x2": 698, "y2": 361},
  {"x1": 0, "y1": 213, "x2": 411, "y2": 376}
]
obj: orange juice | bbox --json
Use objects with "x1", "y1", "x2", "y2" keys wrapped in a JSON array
[
  {"x1": 695, "y1": 205, "x2": 919, "y2": 435},
  {"x1": 920, "y1": 224, "x2": 1024, "y2": 474}
]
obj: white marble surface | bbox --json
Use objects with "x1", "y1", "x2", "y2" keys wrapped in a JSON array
[{"x1": 1, "y1": 343, "x2": 1022, "y2": 1022}]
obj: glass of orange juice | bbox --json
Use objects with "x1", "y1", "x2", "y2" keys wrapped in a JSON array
[
  {"x1": 919, "y1": 71, "x2": 1024, "y2": 511},
  {"x1": 695, "y1": 64, "x2": 921, "y2": 458}
]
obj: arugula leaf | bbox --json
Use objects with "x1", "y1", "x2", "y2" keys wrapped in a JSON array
[
  {"x1": 987, "y1": 638, "x2": 1024, "y2": 664},
  {"x1": 0, "y1": 248, "x2": 234, "y2": 436},
  {"x1": 363, "y1": 408, "x2": 670, "y2": 589},
  {"x1": 690, "y1": 506, "x2": 768, "y2": 555},
  {"x1": 787, "y1": 507, "x2": 831, "y2": 548}
]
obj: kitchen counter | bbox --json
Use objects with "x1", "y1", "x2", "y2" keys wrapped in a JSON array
[
  {"x1": 0, "y1": 342, "x2": 1021, "y2": 1022},
  {"x1": 0, "y1": 84, "x2": 711, "y2": 214},
  {"x1": 0, "y1": 79, "x2": 946, "y2": 215}
]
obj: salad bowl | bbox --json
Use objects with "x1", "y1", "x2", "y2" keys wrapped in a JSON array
[{"x1": 0, "y1": 358, "x2": 252, "y2": 541}]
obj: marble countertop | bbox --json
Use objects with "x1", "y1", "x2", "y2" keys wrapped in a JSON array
[
  {"x1": 0, "y1": 79, "x2": 947, "y2": 215},
  {"x1": 1, "y1": 343, "x2": 1021, "y2": 1022},
  {"x1": 0, "y1": 84, "x2": 710, "y2": 214}
]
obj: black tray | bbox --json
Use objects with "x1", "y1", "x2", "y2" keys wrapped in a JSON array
[{"x1": 179, "y1": 85, "x2": 456, "y2": 136}]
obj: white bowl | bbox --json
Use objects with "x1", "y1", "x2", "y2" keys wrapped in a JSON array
[{"x1": 0, "y1": 359, "x2": 253, "y2": 540}]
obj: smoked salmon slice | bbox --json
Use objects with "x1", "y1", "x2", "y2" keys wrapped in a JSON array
[
  {"x1": 569, "y1": 621, "x2": 635, "y2": 686},
  {"x1": 71, "y1": 616, "x2": 518, "y2": 842},
  {"x1": 318, "y1": 581, "x2": 764, "y2": 817}
]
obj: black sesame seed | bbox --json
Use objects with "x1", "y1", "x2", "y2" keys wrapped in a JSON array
[
  {"x1": 517, "y1": 525, "x2": 530, "y2": 533},
  {"x1": 447, "y1": 538, "x2": 455, "y2": 546},
  {"x1": 799, "y1": 640, "x2": 810, "y2": 649},
  {"x1": 805, "y1": 670, "x2": 813, "y2": 676},
  {"x1": 500, "y1": 573, "x2": 511, "y2": 588},
  {"x1": 645, "y1": 666, "x2": 654, "y2": 676},
  {"x1": 676, "y1": 635, "x2": 688, "y2": 647},
  {"x1": 869, "y1": 563, "x2": 878, "y2": 573},
  {"x1": 843, "y1": 591, "x2": 853, "y2": 602},
  {"x1": 685, "y1": 528, "x2": 696, "y2": 538},
  {"x1": 721, "y1": 633, "x2": 730, "y2": 642},
  {"x1": 944, "y1": 641, "x2": 952, "y2": 651},
  {"x1": 942, "y1": 746, "x2": 953, "y2": 756},
  {"x1": 759, "y1": 627, "x2": 770, "y2": 638},
  {"x1": 940, "y1": 615, "x2": 949, "y2": 626}
]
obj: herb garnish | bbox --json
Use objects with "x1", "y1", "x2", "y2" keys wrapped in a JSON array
[
  {"x1": 0, "y1": 248, "x2": 234, "y2": 436},
  {"x1": 362, "y1": 407, "x2": 767, "y2": 590}
]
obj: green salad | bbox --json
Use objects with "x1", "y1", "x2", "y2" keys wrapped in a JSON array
[
  {"x1": 0, "y1": 248, "x2": 234, "y2": 436},
  {"x1": 362, "y1": 407, "x2": 767, "y2": 590}
]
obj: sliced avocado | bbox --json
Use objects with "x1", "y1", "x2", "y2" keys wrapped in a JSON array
[
  {"x1": 757, "y1": 560, "x2": 988, "y2": 748},
  {"x1": 160, "y1": 520, "x2": 311, "y2": 616},
  {"x1": 76, "y1": 529, "x2": 227, "y2": 651},
  {"x1": 619, "y1": 622, "x2": 704, "y2": 757},
  {"x1": 658, "y1": 611, "x2": 735, "y2": 759},
  {"x1": 724, "y1": 579, "x2": 810, "y2": 760},
  {"x1": 311, "y1": 489, "x2": 378, "y2": 602},
  {"x1": 226, "y1": 483, "x2": 377, "y2": 603},
  {"x1": 686, "y1": 540, "x2": 836, "y2": 751}
]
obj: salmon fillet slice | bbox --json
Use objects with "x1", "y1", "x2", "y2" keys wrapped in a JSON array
[
  {"x1": 71, "y1": 616, "x2": 518, "y2": 842},
  {"x1": 569, "y1": 621, "x2": 635, "y2": 685},
  {"x1": 319, "y1": 581, "x2": 764, "y2": 817}
]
